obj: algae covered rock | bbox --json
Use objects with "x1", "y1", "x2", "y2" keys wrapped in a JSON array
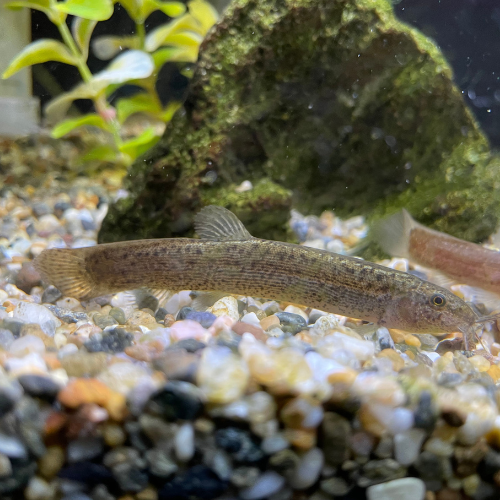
[{"x1": 99, "y1": 0, "x2": 500, "y2": 244}]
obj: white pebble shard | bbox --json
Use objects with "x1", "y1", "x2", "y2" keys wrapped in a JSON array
[
  {"x1": 13, "y1": 302, "x2": 61, "y2": 336},
  {"x1": 394, "y1": 428, "x2": 426, "y2": 465},
  {"x1": 367, "y1": 477, "x2": 425, "y2": 500},
  {"x1": 208, "y1": 296, "x2": 240, "y2": 323},
  {"x1": 196, "y1": 346, "x2": 249, "y2": 404},
  {"x1": 174, "y1": 423, "x2": 195, "y2": 462},
  {"x1": 241, "y1": 312, "x2": 261, "y2": 327},
  {"x1": 239, "y1": 471, "x2": 285, "y2": 500},
  {"x1": 289, "y1": 448, "x2": 324, "y2": 490}
]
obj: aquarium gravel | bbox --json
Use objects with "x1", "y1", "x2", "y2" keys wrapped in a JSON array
[{"x1": 2, "y1": 175, "x2": 500, "y2": 500}]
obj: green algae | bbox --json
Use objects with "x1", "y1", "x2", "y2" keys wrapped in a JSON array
[{"x1": 99, "y1": 0, "x2": 500, "y2": 247}]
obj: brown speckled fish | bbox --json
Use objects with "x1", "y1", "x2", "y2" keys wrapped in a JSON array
[
  {"x1": 34, "y1": 205, "x2": 486, "y2": 350},
  {"x1": 372, "y1": 209, "x2": 500, "y2": 298}
]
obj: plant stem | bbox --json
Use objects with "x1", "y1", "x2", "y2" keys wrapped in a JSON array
[
  {"x1": 56, "y1": 19, "x2": 123, "y2": 148},
  {"x1": 57, "y1": 21, "x2": 93, "y2": 83},
  {"x1": 136, "y1": 22, "x2": 146, "y2": 50}
]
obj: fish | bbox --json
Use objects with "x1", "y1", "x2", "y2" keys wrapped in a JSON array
[
  {"x1": 34, "y1": 205, "x2": 489, "y2": 351},
  {"x1": 372, "y1": 209, "x2": 500, "y2": 302}
]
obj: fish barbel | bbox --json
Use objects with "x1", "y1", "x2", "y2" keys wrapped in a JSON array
[{"x1": 34, "y1": 205, "x2": 484, "y2": 350}]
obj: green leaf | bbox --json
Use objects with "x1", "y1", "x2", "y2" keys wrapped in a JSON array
[
  {"x1": 116, "y1": 93, "x2": 161, "y2": 124},
  {"x1": 115, "y1": 0, "x2": 141, "y2": 21},
  {"x1": 51, "y1": 114, "x2": 111, "y2": 138},
  {"x1": 153, "y1": 46, "x2": 198, "y2": 67},
  {"x1": 55, "y1": 0, "x2": 114, "y2": 21},
  {"x1": 160, "y1": 101, "x2": 181, "y2": 122},
  {"x1": 45, "y1": 79, "x2": 109, "y2": 121},
  {"x1": 6, "y1": 0, "x2": 66, "y2": 23},
  {"x1": 2, "y1": 39, "x2": 77, "y2": 79},
  {"x1": 119, "y1": 127, "x2": 160, "y2": 159},
  {"x1": 161, "y1": 32, "x2": 203, "y2": 48},
  {"x1": 92, "y1": 35, "x2": 139, "y2": 60},
  {"x1": 72, "y1": 17, "x2": 97, "y2": 60},
  {"x1": 143, "y1": 0, "x2": 185, "y2": 20},
  {"x1": 5, "y1": 0, "x2": 50, "y2": 11},
  {"x1": 188, "y1": 0, "x2": 218, "y2": 32},
  {"x1": 79, "y1": 144, "x2": 118, "y2": 163},
  {"x1": 92, "y1": 50, "x2": 154, "y2": 84},
  {"x1": 145, "y1": 14, "x2": 201, "y2": 52}
]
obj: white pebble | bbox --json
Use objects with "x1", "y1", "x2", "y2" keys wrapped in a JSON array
[
  {"x1": 4, "y1": 352, "x2": 47, "y2": 376},
  {"x1": 57, "y1": 343, "x2": 78, "y2": 358},
  {"x1": 54, "y1": 332, "x2": 67, "y2": 349},
  {"x1": 13, "y1": 302, "x2": 61, "y2": 336},
  {"x1": 284, "y1": 305, "x2": 308, "y2": 321},
  {"x1": 311, "y1": 314, "x2": 344, "y2": 336},
  {"x1": 261, "y1": 434, "x2": 289, "y2": 454},
  {"x1": 56, "y1": 297, "x2": 82, "y2": 311},
  {"x1": 289, "y1": 448, "x2": 324, "y2": 489},
  {"x1": 367, "y1": 477, "x2": 425, "y2": 500},
  {"x1": 394, "y1": 428, "x2": 426, "y2": 465},
  {"x1": 196, "y1": 346, "x2": 249, "y2": 404},
  {"x1": 239, "y1": 471, "x2": 285, "y2": 500},
  {"x1": 241, "y1": 312, "x2": 261, "y2": 327},
  {"x1": 368, "y1": 404, "x2": 414, "y2": 435},
  {"x1": 208, "y1": 296, "x2": 240, "y2": 322},
  {"x1": 9, "y1": 335, "x2": 45, "y2": 356},
  {"x1": 174, "y1": 423, "x2": 195, "y2": 462},
  {"x1": 330, "y1": 332, "x2": 374, "y2": 361}
]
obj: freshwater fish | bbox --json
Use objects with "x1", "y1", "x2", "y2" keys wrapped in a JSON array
[
  {"x1": 34, "y1": 205, "x2": 488, "y2": 350},
  {"x1": 372, "y1": 209, "x2": 500, "y2": 299}
]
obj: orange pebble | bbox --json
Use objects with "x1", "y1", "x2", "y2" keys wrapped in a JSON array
[
  {"x1": 389, "y1": 329, "x2": 406, "y2": 344},
  {"x1": 283, "y1": 428, "x2": 316, "y2": 450},
  {"x1": 58, "y1": 378, "x2": 126, "y2": 420},
  {"x1": 487, "y1": 364, "x2": 500, "y2": 382},
  {"x1": 43, "y1": 353, "x2": 62, "y2": 370},
  {"x1": 377, "y1": 348, "x2": 405, "y2": 371},
  {"x1": 405, "y1": 334, "x2": 421, "y2": 348},
  {"x1": 328, "y1": 369, "x2": 357, "y2": 386},
  {"x1": 44, "y1": 411, "x2": 68, "y2": 435}
]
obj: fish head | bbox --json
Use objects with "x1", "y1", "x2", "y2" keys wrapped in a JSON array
[{"x1": 388, "y1": 280, "x2": 478, "y2": 336}]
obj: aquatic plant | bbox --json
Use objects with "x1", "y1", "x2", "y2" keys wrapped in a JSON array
[{"x1": 2, "y1": 0, "x2": 218, "y2": 167}]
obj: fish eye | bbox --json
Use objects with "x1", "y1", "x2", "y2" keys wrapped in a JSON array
[{"x1": 431, "y1": 293, "x2": 446, "y2": 307}]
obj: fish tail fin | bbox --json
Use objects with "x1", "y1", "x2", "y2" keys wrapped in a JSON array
[
  {"x1": 371, "y1": 209, "x2": 417, "y2": 259},
  {"x1": 34, "y1": 248, "x2": 95, "y2": 300}
]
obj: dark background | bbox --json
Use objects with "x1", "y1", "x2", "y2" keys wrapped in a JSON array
[{"x1": 31, "y1": 0, "x2": 500, "y2": 146}]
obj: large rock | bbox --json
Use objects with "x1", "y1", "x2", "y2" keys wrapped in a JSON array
[{"x1": 99, "y1": 0, "x2": 500, "y2": 245}]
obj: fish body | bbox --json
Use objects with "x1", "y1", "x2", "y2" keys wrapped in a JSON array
[
  {"x1": 372, "y1": 209, "x2": 500, "y2": 296},
  {"x1": 35, "y1": 206, "x2": 481, "y2": 349}
]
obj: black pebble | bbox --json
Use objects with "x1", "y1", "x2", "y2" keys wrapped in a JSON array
[
  {"x1": 170, "y1": 338, "x2": 206, "y2": 353},
  {"x1": 84, "y1": 328, "x2": 133, "y2": 353},
  {"x1": 158, "y1": 465, "x2": 228, "y2": 500},
  {"x1": 215, "y1": 428, "x2": 264, "y2": 463},
  {"x1": 0, "y1": 319, "x2": 24, "y2": 338},
  {"x1": 58, "y1": 462, "x2": 116, "y2": 488},
  {"x1": 177, "y1": 306, "x2": 194, "y2": 320},
  {"x1": 146, "y1": 381, "x2": 203, "y2": 421},
  {"x1": 275, "y1": 312, "x2": 307, "y2": 335},
  {"x1": 41, "y1": 285, "x2": 62, "y2": 304},
  {"x1": 112, "y1": 462, "x2": 149, "y2": 493},
  {"x1": 185, "y1": 311, "x2": 217, "y2": 329},
  {"x1": 155, "y1": 307, "x2": 169, "y2": 323},
  {"x1": 413, "y1": 391, "x2": 437, "y2": 431},
  {"x1": 17, "y1": 374, "x2": 60, "y2": 400},
  {"x1": 0, "y1": 457, "x2": 36, "y2": 495}
]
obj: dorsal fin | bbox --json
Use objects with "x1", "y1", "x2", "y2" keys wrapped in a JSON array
[
  {"x1": 194, "y1": 205, "x2": 254, "y2": 241},
  {"x1": 371, "y1": 208, "x2": 417, "y2": 259}
]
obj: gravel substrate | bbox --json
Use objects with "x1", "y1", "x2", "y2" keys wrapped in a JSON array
[{"x1": 2, "y1": 169, "x2": 500, "y2": 500}]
